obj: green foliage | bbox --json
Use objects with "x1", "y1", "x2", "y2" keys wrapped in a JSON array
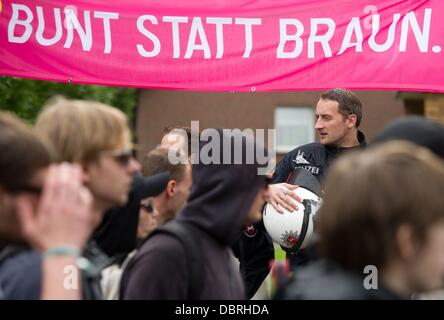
[
  {"x1": 274, "y1": 243, "x2": 286, "y2": 261},
  {"x1": 0, "y1": 77, "x2": 137, "y2": 124}
]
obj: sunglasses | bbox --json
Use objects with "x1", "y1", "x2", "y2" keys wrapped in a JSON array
[
  {"x1": 101, "y1": 148, "x2": 133, "y2": 167},
  {"x1": 140, "y1": 202, "x2": 154, "y2": 214}
]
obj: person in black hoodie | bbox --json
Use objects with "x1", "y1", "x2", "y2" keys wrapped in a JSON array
[
  {"x1": 121, "y1": 129, "x2": 271, "y2": 299},
  {"x1": 161, "y1": 126, "x2": 275, "y2": 299},
  {"x1": 282, "y1": 142, "x2": 444, "y2": 299},
  {"x1": 373, "y1": 115, "x2": 444, "y2": 159}
]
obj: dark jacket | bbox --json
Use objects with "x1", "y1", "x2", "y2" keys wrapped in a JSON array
[
  {"x1": 0, "y1": 246, "x2": 41, "y2": 300},
  {"x1": 281, "y1": 259, "x2": 402, "y2": 300},
  {"x1": 121, "y1": 129, "x2": 269, "y2": 300},
  {"x1": 272, "y1": 131, "x2": 367, "y2": 267},
  {"x1": 0, "y1": 241, "x2": 111, "y2": 300},
  {"x1": 273, "y1": 131, "x2": 367, "y2": 184},
  {"x1": 232, "y1": 220, "x2": 274, "y2": 299}
]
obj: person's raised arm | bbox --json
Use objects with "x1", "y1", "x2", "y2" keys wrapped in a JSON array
[{"x1": 16, "y1": 164, "x2": 93, "y2": 300}]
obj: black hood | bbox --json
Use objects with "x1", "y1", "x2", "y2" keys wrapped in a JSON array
[
  {"x1": 373, "y1": 116, "x2": 444, "y2": 159},
  {"x1": 177, "y1": 129, "x2": 269, "y2": 246}
]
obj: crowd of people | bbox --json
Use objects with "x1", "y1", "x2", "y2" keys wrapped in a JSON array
[{"x1": 0, "y1": 88, "x2": 443, "y2": 300}]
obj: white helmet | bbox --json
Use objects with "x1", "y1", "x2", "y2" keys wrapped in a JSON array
[{"x1": 263, "y1": 185, "x2": 322, "y2": 253}]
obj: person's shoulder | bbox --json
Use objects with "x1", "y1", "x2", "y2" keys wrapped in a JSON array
[
  {"x1": 134, "y1": 232, "x2": 186, "y2": 263},
  {"x1": 123, "y1": 233, "x2": 187, "y2": 283},
  {"x1": 282, "y1": 259, "x2": 368, "y2": 300},
  {"x1": 121, "y1": 232, "x2": 189, "y2": 299},
  {"x1": 0, "y1": 249, "x2": 41, "y2": 299},
  {"x1": 299, "y1": 142, "x2": 324, "y2": 151},
  {"x1": 284, "y1": 143, "x2": 325, "y2": 157},
  {"x1": 0, "y1": 248, "x2": 41, "y2": 270}
]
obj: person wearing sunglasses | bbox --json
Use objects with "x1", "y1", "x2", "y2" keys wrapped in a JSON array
[
  {"x1": 35, "y1": 97, "x2": 141, "y2": 226},
  {"x1": 0, "y1": 97, "x2": 141, "y2": 300},
  {"x1": 100, "y1": 196, "x2": 164, "y2": 300},
  {"x1": 137, "y1": 198, "x2": 159, "y2": 240}
]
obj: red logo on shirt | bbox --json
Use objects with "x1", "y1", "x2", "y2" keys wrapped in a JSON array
[{"x1": 244, "y1": 225, "x2": 258, "y2": 237}]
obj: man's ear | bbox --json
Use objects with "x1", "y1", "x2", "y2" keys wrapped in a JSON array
[
  {"x1": 347, "y1": 114, "x2": 358, "y2": 128},
  {"x1": 395, "y1": 224, "x2": 418, "y2": 261},
  {"x1": 166, "y1": 180, "x2": 176, "y2": 197}
]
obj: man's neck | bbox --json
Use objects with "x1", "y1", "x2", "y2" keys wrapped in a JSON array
[
  {"x1": 336, "y1": 130, "x2": 359, "y2": 148},
  {"x1": 92, "y1": 200, "x2": 110, "y2": 228},
  {"x1": 158, "y1": 206, "x2": 176, "y2": 225}
]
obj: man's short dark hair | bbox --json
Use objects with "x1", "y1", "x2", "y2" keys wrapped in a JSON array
[
  {"x1": 320, "y1": 88, "x2": 362, "y2": 127},
  {"x1": 143, "y1": 148, "x2": 187, "y2": 183},
  {"x1": 0, "y1": 112, "x2": 53, "y2": 192},
  {"x1": 163, "y1": 126, "x2": 192, "y2": 155}
]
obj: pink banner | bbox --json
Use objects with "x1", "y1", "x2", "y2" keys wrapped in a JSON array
[{"x1": 0, "y1": 0, "x2": 443, "y2": 92}]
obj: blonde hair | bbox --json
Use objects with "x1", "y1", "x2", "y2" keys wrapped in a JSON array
[{"x1": 35, "y1": 97, "x2": 131, "y2": 163}]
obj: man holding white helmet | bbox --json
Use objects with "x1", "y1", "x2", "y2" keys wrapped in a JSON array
[{"x1": 268, "y1": 88, "x2": 367, "y2": 267}]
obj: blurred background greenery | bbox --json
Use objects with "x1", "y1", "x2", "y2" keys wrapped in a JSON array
[{"x1": 0, "y1": 77, "x2": 137, "y2": 124}]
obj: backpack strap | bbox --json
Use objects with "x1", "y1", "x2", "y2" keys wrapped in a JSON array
[{"x1": 148, "y1": 220, "x2": 204, "y2": 299}]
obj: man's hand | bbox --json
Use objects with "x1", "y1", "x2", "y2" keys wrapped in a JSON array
[
  {"x1": 268, "y1": 183, "x2": 302, "y2": 214},
  {"x1": 16, "y1": 163, "x2": 93, "y2": 252}
]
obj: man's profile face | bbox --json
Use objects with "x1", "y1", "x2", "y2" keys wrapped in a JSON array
[
  {"x1": 314, "y1": 99, "x2": 350, "y2": 147},
  {"x1": 85, "y1": 138, "x2": 140, "y2": 211}
]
